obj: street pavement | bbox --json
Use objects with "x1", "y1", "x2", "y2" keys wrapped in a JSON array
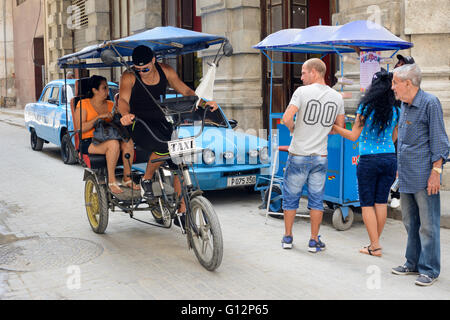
[{"x1": 0, "y1": 107, "x2": 449, "y2": 300}]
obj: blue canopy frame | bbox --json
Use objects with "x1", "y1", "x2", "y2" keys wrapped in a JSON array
[
  {"x1": 253, "y1": 20, "x2": 414, "y2": 137},
  {"x1": 58, "y1": 26, "x2": 228, "y2": 69}
]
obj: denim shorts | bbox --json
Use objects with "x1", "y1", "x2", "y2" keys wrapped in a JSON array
[
  {"x1": 357, "y1": 153, "x2": 397, "y2": 206},
  {"x1": 282, "y1": 155, "x2": 328, "y2": 211}
]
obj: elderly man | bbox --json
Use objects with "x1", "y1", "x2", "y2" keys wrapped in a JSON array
[
  {"x1": 281, "y1": 58, "x2": 345, "y2": 252},
  {"x1": 391, "y1": 64, "x2": 449, "y2": 286}
]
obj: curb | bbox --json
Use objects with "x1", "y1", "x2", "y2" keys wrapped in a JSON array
[{"x1": 388, "y1": 207, "x2": 450, "y2": 229}]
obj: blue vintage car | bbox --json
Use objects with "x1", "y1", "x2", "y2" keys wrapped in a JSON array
[
  {"x1": 132, "y1": 100, "x2": 270, "y2": 191},
  {"x1": 24, "y1": 79, "x2": 118, "y2": 163}
]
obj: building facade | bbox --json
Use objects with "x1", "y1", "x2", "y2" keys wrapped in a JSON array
[{"x1": 3, "y1": 0, "x2": 450, "y2": 185}]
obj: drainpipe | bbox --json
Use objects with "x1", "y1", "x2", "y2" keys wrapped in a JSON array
[{"x1": 3, "y1": 0, "x2": 8, "y2": 103}]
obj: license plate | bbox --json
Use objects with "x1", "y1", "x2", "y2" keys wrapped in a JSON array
[
  {"x1": 168, "y1": 137, "x2": 196, "y2": 157},
  {"x1": 227, "y1": 175, "x2": 256, "y2": 187}
]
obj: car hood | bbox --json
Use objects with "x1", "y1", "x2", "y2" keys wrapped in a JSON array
[{"x1": 177, "y1": 126, "x2": 268, "y2": 164}]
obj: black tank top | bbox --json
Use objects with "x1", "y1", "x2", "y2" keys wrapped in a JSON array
[{"x1": 129, "y1": 62, "x2": 168, "y2": 123}]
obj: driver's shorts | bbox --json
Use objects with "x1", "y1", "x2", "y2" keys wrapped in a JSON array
[
  {"x1": 282, "y1": 155, "x2": 328, "y2": 211},
  {"x1": 127, "y1": 119, "x2": 173, "y2": 156},
  {"x1": 127, "y1": 119, "x2": 178, "y2": 171}
]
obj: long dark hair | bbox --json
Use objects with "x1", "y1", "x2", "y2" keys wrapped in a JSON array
[
  {"x1": 87, "y1": 75, "x2": 107, "y2": 99},
  {"x1": 358, "y1": 70, "x2": 398, "y2": 135}
]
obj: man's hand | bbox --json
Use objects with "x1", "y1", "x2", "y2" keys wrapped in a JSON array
[
  {"x1": 199, "y1": 100, "x2": 219, "y2": 112},
  {"x1": 427, "y1": 170, "x2": 441, "y2": 195},
  {"x1": 120, "y1": 113, "x2": 135, "y2": 126}
]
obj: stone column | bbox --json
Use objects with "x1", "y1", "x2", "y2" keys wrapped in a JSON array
[
  {"x1": 404, "y1": 0, "x2": 450, "y2": 188},
  {"x1": 130, "y1": 0, "x2": 161, "y2": 34},
  {"x1": 0, "y1": 0, "x2": 15, "y2": 107},
  {"x1": 197, "y1": 0, "x2": 263, "y2": 132},
  {"x1": 46, "y1": 0, "x2": 74, "y2": 81}
]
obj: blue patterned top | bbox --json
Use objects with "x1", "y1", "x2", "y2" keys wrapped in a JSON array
[
  {"x1": 357, "y1": 104, "x2": 399, "y2": 156},
  {"x1": 397, "y1": 89, "x2": 449, "y2": 193}
]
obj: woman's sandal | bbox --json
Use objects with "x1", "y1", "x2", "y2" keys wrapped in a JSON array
[
  {"x1": 121, "y1": 178, "x2": 141, "y2": 191},
  {"x1": 108, "y1": 182, "x2": 124, "y2": 194},
  {"x1": 360, "y1": 245, "x2": 382, "y2": 257}
]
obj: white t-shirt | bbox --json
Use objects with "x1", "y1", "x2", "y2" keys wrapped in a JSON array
[{"x1": 288, "y1": 83, "x2": 345, "y2": 156}]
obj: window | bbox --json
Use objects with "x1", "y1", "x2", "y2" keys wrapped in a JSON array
[
  {"x1": 50, "y1": 87, "x2": 60, "y2": 103},
  {"x1": 40, "y1": 87, "x2": 52, "y2": 103},
  {"x1": 71, "y1": 0, "x2": 88, "y2": 28},
  {"x1": 16, "y1": 0, "x2": 26, "y2": 6}
]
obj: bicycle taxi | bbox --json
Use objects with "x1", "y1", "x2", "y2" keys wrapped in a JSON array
[{"x1": 57, "y1": 27, "x2": 234, "y2": 271}]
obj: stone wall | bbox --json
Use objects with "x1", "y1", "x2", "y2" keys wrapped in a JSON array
[
  {"x1": 197, "y1": 0, "x2": 263, "y2": 132},
  {"x1": 45, "y1": 0, "x2": 74, "y2": 81}
]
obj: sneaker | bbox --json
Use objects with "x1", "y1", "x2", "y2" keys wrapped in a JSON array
[
  {"x1": 415, "y1": 274, "x2": 437, "y2": 286},
  {"x1": 173, "y1": 214, "x2": 186, "y2": 229},
  {"x1": 390, "y1": 197, "x2": 400, "y2": 209},
  {"x1": 308, "y1": 236, "x2": 326, "y2": 253},
  {"x1": 281, "y1": 235, "x2": 293, "y2": 249},
  {"x1": 140, "y1": 179, "x2": 154, "y2": 200},
  {"x1": 391, "y1": 265, "x2": 419, "y2": 275}
]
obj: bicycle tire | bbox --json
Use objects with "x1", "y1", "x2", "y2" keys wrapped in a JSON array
[
  {"x1": 84, "y1": 174, "x2": 109, "y2": 234},
  {"x1": 187, "y1": 196, "x2": 223, "y2": 271}
]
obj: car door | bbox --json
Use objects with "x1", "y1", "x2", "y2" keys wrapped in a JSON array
[
  {"x1": 34, "y1": 86, "x2": 52, "y2": 141},
  {"x1": 45, "y1": 86, "x2": 60, "y2": 144}
]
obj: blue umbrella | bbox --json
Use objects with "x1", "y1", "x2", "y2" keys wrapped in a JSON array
[{"x1": 253, "y1": 20, "x2": 412, "y2": 53}]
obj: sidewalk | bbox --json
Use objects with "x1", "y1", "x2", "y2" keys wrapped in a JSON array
[{"x1": 1, "y1": 106, "x2": 449, "y2": 229}]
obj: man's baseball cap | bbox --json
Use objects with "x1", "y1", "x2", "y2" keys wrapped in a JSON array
[
  {"x1": 396, "y1": 54, "x2": 415, "y2": 65},
  {"x1": 132, "y1": 45, "x2": 154, "y2": 66}
]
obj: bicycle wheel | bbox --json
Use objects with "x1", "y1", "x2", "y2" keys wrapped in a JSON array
[
  {"x1": 151, "y1": 199, "x2": 172, "y2": 227},
  {"x1": 84, "y1": 174, "x2": 109, "y2": 234},
  {"x1": 187, "y1": 196, "x2": 223, "y2": 271}
]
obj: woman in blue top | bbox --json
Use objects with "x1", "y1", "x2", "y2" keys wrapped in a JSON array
[{"x1": 333, "y1": 70, "x2": 399, "y2": 257}]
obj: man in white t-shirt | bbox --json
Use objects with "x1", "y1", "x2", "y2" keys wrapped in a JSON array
[{"x1": 281, "y1": 58, "x2": 345, "y2": 251}]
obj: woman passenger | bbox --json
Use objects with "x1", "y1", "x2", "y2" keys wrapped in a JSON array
[{"x1": 74, "y1": 75, "x2": 139, "y2": 194}]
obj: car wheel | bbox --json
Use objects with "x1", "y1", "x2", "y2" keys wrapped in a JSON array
[
  {"x1": 30, "y1": 129, "x2": 44, "y2": 151},
  {"x1": 61, "y1": 133, "x2": 77, "y2": 164}
]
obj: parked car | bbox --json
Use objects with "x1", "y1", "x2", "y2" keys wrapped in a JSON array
[{"x1": 24, "y1": 79, "x2": 119, "y2": 163}]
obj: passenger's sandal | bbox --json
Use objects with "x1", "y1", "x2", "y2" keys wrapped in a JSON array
[{"x1": 108, "y1": 182, "x2": 124, "y2": 194}]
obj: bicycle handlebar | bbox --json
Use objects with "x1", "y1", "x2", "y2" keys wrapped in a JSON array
[{"x1": 133, "y1": 106, "x2": 210, "y2": 144}]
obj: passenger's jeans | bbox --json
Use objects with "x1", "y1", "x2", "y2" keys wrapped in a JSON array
[{"x1": 400, "y1": 189, "x2": 441, "y2": 278}]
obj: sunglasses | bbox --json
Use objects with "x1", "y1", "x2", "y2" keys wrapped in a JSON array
[{"x1": 134, "y1": 67, "x2": 150, "y2": 73}]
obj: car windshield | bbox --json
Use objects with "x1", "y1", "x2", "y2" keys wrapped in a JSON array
[{"x1": 179, "y1": 108, "x2": 228, "y2": 128}]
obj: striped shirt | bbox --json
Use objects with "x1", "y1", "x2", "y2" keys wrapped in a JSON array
[{"x1": 397, "y1": 89, "x2": 449, "y2": 193}]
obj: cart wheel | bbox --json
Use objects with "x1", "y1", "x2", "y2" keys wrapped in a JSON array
[
  {"x1": 332, "y1": 207, "x2": 354, "y2": 231},
  {"x1": 84, "y1": 174, "x2": 109, "y2": 234},
  {"x1": 151, "y1": 202, "x2": 172, "y2": 227},
  {"x1": 30, "y1": 129, "x2": 44, "y2": 151},
  {"x1": 61, "y1": 133, "x2": 77, "y2": 164},
  {"x1": 187, "y1": 196, "x2": 223, "y2": 271},
  {"x1": 264, "y1": 185, "x2": 284, "y2": 219}
]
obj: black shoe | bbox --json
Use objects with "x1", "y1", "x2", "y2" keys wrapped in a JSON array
[
  {"x1": 140, "y1": 179, "x2": 154, "y2": 200},
  {"x1": 173, "y1": 214, "x2": 186, "y2": 229}
]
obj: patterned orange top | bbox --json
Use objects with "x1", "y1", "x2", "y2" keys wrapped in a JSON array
[{"x1": 76, "y1": 99, "x2": 114, "y2": 139}]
